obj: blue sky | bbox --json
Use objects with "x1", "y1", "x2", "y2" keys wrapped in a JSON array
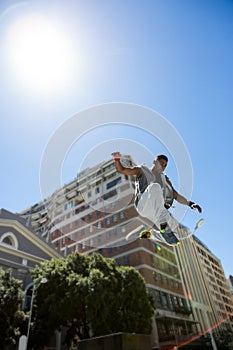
[{"x1": 0, "y1": 0, "x2": 233, "y2": 277}]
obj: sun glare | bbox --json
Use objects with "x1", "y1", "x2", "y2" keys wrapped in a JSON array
[{"x1": 5, "y1": 15, "x2": 75, "y2": 95}]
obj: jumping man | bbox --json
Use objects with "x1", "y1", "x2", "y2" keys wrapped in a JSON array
[{"x1": 111, "y1": 152, "x2": 202, "y2": 239}]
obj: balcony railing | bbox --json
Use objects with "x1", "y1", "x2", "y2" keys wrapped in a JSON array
[{"x1": 173, "y1": 305, "x2": 192, "y2": 315}]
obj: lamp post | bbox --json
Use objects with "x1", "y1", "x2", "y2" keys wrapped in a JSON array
[
  {"x1": 180, "y1": 218, "x2": 205, "y2": 241},
  {"x1": 24, "y1": 277, "x2": 48, "y2": 350}
]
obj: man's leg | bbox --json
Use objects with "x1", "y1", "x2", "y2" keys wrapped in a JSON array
[{"x1": 136, "y1": 183, "x2": 179, "y2": 231}]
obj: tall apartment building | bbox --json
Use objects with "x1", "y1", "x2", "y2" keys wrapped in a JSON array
[
  {"x1": 19, "y1": 156, "x2": 232, "y2": 349},
  {"x1": 20, "y1": 156, "x2": 136, "y2": 253},
  {"x1": 176, "y1": 226, "x2": 233, "y2": 347},
  {"x1": 229, "y1": 275, "x2": 233, "y2": 295}
]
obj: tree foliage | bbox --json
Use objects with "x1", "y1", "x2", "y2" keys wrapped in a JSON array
[
  {"x1": 214, "y1": 329, "x2": 233, "y2": 349},
  {"x1": 0, "y1": 268, "x2": 26, "y2": 348},
  {"x1": 31, "y1": 252, "x2": 155, "y2": 348}
]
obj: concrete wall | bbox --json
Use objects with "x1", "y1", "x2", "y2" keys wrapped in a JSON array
[{"x1": 77, "y1": 333, "x2": 151, "y2": 350}]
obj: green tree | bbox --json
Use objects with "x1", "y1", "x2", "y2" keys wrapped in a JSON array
[
  {"x1": 0, "y1": 268, "x2": 26, "y2": 348},
  {"x1": 214, "y1": 329, "x2": 233, "y2": 349},
  {"x1": 30, "y1": 252, "x2": 155, "y2": 348}
]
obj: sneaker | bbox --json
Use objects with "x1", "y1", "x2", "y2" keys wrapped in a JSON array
[
  {"x1": 159, "y1": 222, "x2": 174, "y2": 236},
  {"x1": 160, "y1": 225, "x2": 180, "y2": 245},
  {"x1": 139, "y1": 229, "x2": 151, "y2": 239}
]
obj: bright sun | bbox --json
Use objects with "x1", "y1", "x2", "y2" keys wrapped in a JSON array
[{"x1": 6, "y1": 15, "x2": 75, "y2": 95}]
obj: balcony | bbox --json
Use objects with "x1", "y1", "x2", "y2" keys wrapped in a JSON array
[{"x1": 173, "y1": 305, "x2": 192, "y2": 315}]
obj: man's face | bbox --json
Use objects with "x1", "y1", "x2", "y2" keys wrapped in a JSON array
[{"x1": 153, "y1": 158, "x2": 167, "y2": 173}]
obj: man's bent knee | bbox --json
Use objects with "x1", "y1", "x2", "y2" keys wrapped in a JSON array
[{"x1": 147, "y1": 183, "x2": 163, "y2": 196}]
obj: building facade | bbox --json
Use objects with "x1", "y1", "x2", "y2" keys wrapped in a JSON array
[
  {"x1": 19, "y1": 156, "x2": 232, "y2": 349},
  {"x1": 0, "y1": 208, "x2": 60, "y2": 285},
  {"x1": 176, "y1": 226, "x2": 233, "y2": 347},
  {"x1": 229, "y1": 275, "x2": 233, "y2": 295}
]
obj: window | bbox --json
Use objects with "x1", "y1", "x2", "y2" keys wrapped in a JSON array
[
  {"x1": 22, "y1": 259, "x2": 28, "y2": 266},
  {"x1": 161, "y1": 292, "x2": 168, "y2": 308},
  {"x1": 65, "y1": 201, "x2": 73, "y2": 210},
  {"x1": 38, "y1": 227, "x2": 45, "y2": 234},
  {"x1": 113, "y1": 215, "x2": 117, "y2": 222},
  {"x1": 155, "y1": 291, "x2": 162, "y2": 308},
  {"x1": 153, "y1": 272, "x2": 158, "y2": 281},
  {"x1": 120, "y1": 211, "x2": 125, "y2": 219},
  {"x1": 106, "y1": 177, "x2": 121, "y2": 189},
  {"x1": 1, "y1": 232, "x2": 18, "y2": 249},
  {"x1": 172, "y1": 296, "x2": 179, "y2": 307},
  {"x1": 109, "y1": 190, "x2": 115, "y2": 198},
  {"x1": 103, "y1": 163, "x2": 115, "y2": 172},
  {"x1": 116, "y1": 258, "x2": 122, "y2": 266},
  {"x1": 3, "y1": 236, "x2": 13, "y2": 245}
]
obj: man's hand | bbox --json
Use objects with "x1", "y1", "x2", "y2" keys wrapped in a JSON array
[
  {"x1": 111, "y1": 151, "x2": 122, "y2": 158},
  {"x1": 190, "y1": 202, "x2": 202, "y2": 213}
]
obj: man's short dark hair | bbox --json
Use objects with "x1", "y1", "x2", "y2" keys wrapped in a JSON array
[{"x1": 157, "y1": 154, "x2": 168, "y2": 162}]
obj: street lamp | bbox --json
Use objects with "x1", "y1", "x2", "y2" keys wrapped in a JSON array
[
  {"x1": 193, "y1": 218, "x2": 205, "y2": 232},
  {"x1": 180, "y1": 218, "x2": 205, "y2": 240},
  {"x1": 23, "y1": 277, "x2": 48, "y2": 350}
]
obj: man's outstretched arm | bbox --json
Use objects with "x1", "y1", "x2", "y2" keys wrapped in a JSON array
[
  {"x1": 111, "y1": 152, "x2": 141, "y2": 177},
  {"x1": 173, "y1": 189, "x2": 202, "y2": 213}
]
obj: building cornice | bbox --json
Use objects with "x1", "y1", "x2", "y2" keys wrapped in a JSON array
[
  {"x1": 0, "y1": 218, "x2": 61, "y2": 259},
  {"x1": 0, "y1": 243, "x2": 48, "y2": 264}
]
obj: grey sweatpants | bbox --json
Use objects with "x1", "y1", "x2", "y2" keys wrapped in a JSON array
[{"x1": 136, "y1": 183, "x2": 179, "y2": 231}]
